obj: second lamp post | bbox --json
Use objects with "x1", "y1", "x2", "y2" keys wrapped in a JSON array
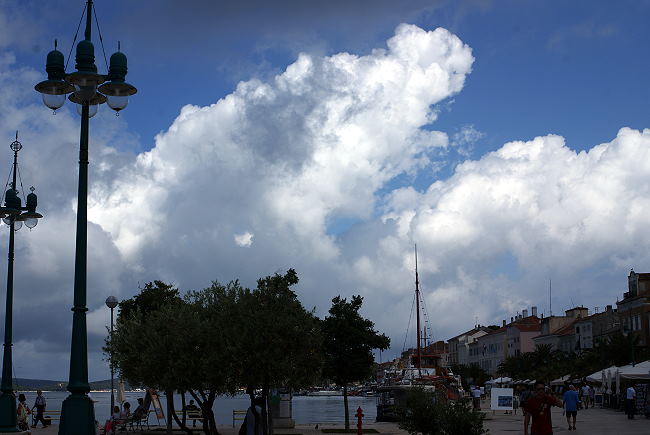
[{"x1": 0, "y1": 134, "x2": 43, "y2": 433}]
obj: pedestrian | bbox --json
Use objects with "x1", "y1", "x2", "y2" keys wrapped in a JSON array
[
  {"x1": 520, "y1": 384, "x2": 533, "y2": 433},
  {"x1": 563, "y1": 385, "x2": 579, "y2": 431},
  {"x1": 580, "y1": 384, "x2": 590, "y2": 409},
  {"x1": 523, "y1": 380, "x2": 563, "y2": 435},
  {"x1": 16, "y1": 393, "x2": 31, "y2": 431},
  {"x1": 625, "y1": 385, "x2": 636, "y2": 419},
  {"x1": 589, "y1": 385, "x2": 595, "y2": 408},
  {"x1": 31, "y1": 390, "x2": 48, "y2": 428},
  {"x1": 471, "y1": 385, "x2": 481, "y2": 410},
  {"x1": 239, "y1": 397, "x2": 263, "y2": 435}
]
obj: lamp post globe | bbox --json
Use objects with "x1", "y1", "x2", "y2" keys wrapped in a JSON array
[
  {"x1": 34, "y1": 1, "x2": 136, "y2": 434},
  {"x1": 106, "y1": 296, "x2": 118, "y2": 309}
]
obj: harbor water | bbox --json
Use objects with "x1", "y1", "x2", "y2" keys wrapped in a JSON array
[{"x1": 17, "y1": 391, "x2": 377, "y2": 426}]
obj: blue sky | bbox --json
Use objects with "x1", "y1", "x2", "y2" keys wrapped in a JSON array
[{"x1": 2, "y1": 0, "x2": 650, "y2": 379}]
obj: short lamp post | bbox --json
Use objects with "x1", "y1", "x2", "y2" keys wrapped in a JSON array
[
  {"x1": 34, "y1": 1, "x2": 136, "y2": 434},
  {"x1": 623, "y1": 325, "x2": 636, "y2": 367},
  {"x1": 0, "y1": 135, "x2": 43, "y2": 433},
  {"x1": 105, "y1": 296, "x2": 118, "y2": 417}
]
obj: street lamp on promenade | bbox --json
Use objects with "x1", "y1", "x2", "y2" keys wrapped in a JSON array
[
  {"x1": 34, "y1": 1, "x2": 136, "y2": 433},
  {"x1": 0, "y1": 134, "x2": 43, "y2": 432},
  {"x1": 105, "y1": 296, "x2": 118, "y2": 418}
]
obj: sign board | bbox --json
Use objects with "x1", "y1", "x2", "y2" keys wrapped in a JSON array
[
  {"x1": 594, "y1": 393, "x2": 603, "y2": 406},
  {"x1": 490, "y1": 387, "x2": 513, "y2": 411},
  {"x1": 144, "y1": 388, "x2": 165, "y2": 421}
]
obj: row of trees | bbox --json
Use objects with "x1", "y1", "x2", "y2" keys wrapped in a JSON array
[
  {"x1": 106, "y1": 270, "x2": 390, "y2": 435},
  {"x1": 497, "y1": 334, "x2": 650, "y2": 382}
]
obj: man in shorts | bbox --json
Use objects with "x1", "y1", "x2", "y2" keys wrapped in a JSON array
[
  {"x1": 563, "y1": 384, "x2": 579, "y2": 430},
  {"x1": 524, "y1": 380, "x2": 563, "y2": 435}
]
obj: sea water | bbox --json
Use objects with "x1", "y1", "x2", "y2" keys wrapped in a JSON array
[{"x1": 17, "y1": 391, "x2": 377, "y2": 426}]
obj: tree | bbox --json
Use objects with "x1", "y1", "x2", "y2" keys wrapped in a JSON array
[
  {"x1": 109, "y1": 280, "x2": 242, "y2": 435},
  {"x1": 450, "y1": 364, "x2": 490, "y2": 390},
  {"x1": 322, "y1": 295, "x2": 390, "y2": 430},
  {"x1": 117, "y1": 280, "x2": 183, "y2": 320},
  {"x1": 236, "y1": 269, "x2": 323, "y2": 435}
]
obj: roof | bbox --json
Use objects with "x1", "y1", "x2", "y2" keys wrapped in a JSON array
[
  {"x1": 484, "y1": 326, "x2": 506, "y2": 336},
  {"x1": 447, "y1": 326, "x2": 489, "y2": 342},
  {"x1": 555, "y1": 321, "x2": 578, "y2": 336},
  {"x1": 514, "y1": 323, "x2": 541, "y2": 333}
]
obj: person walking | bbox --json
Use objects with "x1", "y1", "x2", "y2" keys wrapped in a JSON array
[
  {"x1": 563, "y1": 385, "x2": 579, "y2": 431},
  {"x1": 523, "y1": 380, "x2": 563, "y2": 435},
  {"x1": 580, "y1": 384, "x2": 591, "y2": 409},
  {"x1": 31, "y1": 390, "x2": 48, "y2": 428},
  {"x1": 471, "y1": 386, "x2": 482, "y2": 410},
  {"x1": 625, "y1": 386, "x2": 636, "y2": 419},
  {"x1": 16, "y1": 393, "x2": 31, "y2": 431}
]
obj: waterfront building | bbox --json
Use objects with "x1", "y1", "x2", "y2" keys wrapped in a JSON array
[
  {"x1": 506, "y1": 309, "x2": 541, "y2": 357},
  {"x1": 574, "y1": 305, "x2": 619, "y2": 350},
  {"x1": 532, "y1": 307, "x2": 588, "y2": 351},
  {"x1": 447, "y1": 326, "x2": 490, "y2": 366},
  {"x1": 476, "y1": 325, "x2": 507, "y2": 374},
  {"x1": 617, "y1": 269, "x2": 650, "y2": 345}
]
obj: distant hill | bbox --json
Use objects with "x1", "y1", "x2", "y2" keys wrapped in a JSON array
[
  {"x1": 13, "y1": 378, "x2": 135, "y2": 391},
  {"x1": 14, "y1": 378, "x2": 64, "y2": 390}
]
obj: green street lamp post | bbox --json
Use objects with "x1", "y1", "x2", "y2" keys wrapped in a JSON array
[
  {"x1": 34, "y1": 1, "x2": 136, "y2": 434},
  {"x1": 0, "y1": 134, "x2": 43, "y2": 433},
  {"x1": 105, "y1": 296, "x2": 118, "y2": 418}
]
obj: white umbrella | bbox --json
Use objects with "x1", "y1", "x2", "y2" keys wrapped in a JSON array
[
  {"x1": 600, "y1": 370, "x2": 605, "y2": 393},
  {"x1": 606, "y1": 370, "x2": 612, "y2": 395},
  {"x1": 618, "y1": 360, "x2": 650, "y2": 379},
  {"x1": 615, "y1": 370, "x2": 620, "y2": 396},
  {"x1": 118, "y1": 378, "x2": 126, "y2": 404}
]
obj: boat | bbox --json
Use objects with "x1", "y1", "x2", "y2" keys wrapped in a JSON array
[
  {"x1": 376, "y1": 246, "x2": 462, "y2": 421},
  {"x1": 306, "y1": 390, "x2": 343, "y2": 396}
]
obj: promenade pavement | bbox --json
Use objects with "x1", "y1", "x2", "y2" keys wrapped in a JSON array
[
  {"x1": 483, "y1": 404, "x2": 649, "y2": 434},
  {"x1": 24, "y1": 406, "x2": 649, "y2": 435}
]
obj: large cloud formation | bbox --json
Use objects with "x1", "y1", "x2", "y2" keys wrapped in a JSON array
[{"x1": 1, "y1": 22, "x2": 650, "y2": 378}]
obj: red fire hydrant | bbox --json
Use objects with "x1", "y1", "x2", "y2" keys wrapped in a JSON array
[{"x1": 356, "y1": 407, "x2": 364, "y2": 435}]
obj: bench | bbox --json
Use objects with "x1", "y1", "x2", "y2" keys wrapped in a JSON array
[
  {"x1": 174, "y1": 409, "x2": 204, "y2": 427},
  {"x1": 233, "y1": 410, "x2": 247, "y2": 427},
  {"x1": 31, "y1": 409, "x2": 60, "y2": 426},
  {"x1": 129, "y1": 410, "x2": 155, "y2": 432}
]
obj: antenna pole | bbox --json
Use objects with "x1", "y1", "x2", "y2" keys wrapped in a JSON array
[
  {"x1": 549, "y1": 279, "x2": 552, "y2": 317},
  {"x1": 415, "y1": 245, "x2": 421, "y2": 375}
]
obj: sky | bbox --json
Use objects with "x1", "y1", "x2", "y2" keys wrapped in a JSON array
[{"x1": 1, "y1": 0, "x2": 650, "y2": 381}]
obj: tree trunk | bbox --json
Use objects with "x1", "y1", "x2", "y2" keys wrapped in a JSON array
[
  {"x1": 189, "y1": 390, "x2": 220, "y2": 435},
  {"x1": 181, "y1": 391, "x2": 187, "y2": 428},
  {"x1": 266, "y1": 391, "x2": 273, "y2": 435},
  {"x1": 343, "y1": 384, "x2": 349, "y2": 430},
  {"x1": 166, "y1": 390, "x2": 174, "y2": 435},
  {"x1": 261, "y1": 384, "x2": 268, "y2": 435},
  {"x1": 170, "y1": 402, "x2": 195, "y2": 435}
]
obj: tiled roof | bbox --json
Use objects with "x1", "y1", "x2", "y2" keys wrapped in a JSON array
[{"x1": 514, "y1": 323, "x2": 541, "y2": 332}]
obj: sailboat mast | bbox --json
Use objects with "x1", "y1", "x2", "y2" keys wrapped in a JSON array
[{"x1": 415, "y1": 245, "x2": 422, "y2": 373}]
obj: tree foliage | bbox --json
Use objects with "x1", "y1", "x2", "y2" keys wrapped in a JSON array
[
  {"x1": 107, "y1": 272, "x2": 323, "y2": 435},
  {"x1": 398, "y1": 388, "x2": 487, "y2": 435},
  {"x1": 322, "y1": 295, "x2": 390, "y2": 429}
]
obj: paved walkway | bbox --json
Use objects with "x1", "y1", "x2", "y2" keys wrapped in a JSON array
[
  {"x1": 483, "y1": 405, "x2": 649, "y2": 434},
  {"x1": 24, "y1": 407, "x2": 650, "y2": 435}
]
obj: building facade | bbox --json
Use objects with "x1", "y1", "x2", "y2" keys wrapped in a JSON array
[{"x1": 617, "y1": 269, "x2": 650, "y2": 346}]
